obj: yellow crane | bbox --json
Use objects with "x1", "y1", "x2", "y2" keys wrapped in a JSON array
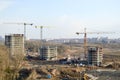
[{"x1": 76, "y1": 28, "x2": 115, "y2": 59}]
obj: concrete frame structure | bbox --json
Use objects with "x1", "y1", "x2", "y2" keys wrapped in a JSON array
[
  {"x1": 39, "y1": 46, "x2": 57, "y2": 60},
  {"x1": 5, "y1": 34, "x2": 24, "y2": 56},
  {"x1": 87, "y1": 46, "x2": 103, "y2": 66}
]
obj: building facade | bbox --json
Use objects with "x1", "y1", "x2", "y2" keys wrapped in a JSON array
[
  {"x1": 5, "y1": 34, "x2": 24, "y2": 56},
  {"x1": 39, "y1": 46, "x2": 57, "y2": 60},
  {"x1": 87, "y1": 46, "x2": 103, "y2": 66}
]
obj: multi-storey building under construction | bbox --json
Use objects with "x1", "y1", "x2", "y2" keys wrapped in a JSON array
[
  {"x1": 5, "y1": 34, "x2": 24, "y2": 56},
  {"x1": 39, "y1": 46, "x2": 58, "y2": 60},
  {"x1": 87, "y1": 46, "x2": 103, "y2": 66}
]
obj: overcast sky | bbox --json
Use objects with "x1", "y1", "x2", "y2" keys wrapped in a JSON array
[{"x1": 0, "y1": 0, "x2": 120, "y2": 39}]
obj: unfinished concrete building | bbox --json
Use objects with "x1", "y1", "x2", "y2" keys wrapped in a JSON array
[
  {"x1": 5, "y1": 34, "x2": 24, "y2": 56},
  {"x1": 87, "y1": 46, "x2": 103, "y2": 66},
  {"x1": 39, "y1": 46, "x2": 57, "y2": 60}
]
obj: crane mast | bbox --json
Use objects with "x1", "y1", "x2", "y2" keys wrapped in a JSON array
[
  {"x1": 3, "y1": 22, "x2": 33, "y2": 41},
  {"x1": 76, "y1": 28, "x2": 115, "y2": 59},
  {"x1": 3, "y1": 22, "x2": 33, "y2": 54},
  {"x1": 23, "y1": 23, "x2": 33, "y2": 41},
  {"x1": 84, "y1": 28, "x2": 87, "y2": 58},
  {"x1": 35, "y1": 26, "x2": 44, "y2": 47}
]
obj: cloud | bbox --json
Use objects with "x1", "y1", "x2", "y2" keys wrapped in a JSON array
[{"x1": 0, "y1": 0, "x2": 14, "y2": 11}]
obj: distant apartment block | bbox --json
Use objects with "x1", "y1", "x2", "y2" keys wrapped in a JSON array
[
  {"x1": 39, "y1": 46, "x2": 57, "y2": 60},
  {"x1": 5, "y1": 34, "x2": 24, "y2": 56},
  {"x1": 87, "y1": 46, "x2": 103, "y2": 66}
]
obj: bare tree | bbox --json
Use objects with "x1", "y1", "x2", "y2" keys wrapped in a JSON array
[{"x1": 0, "y1": 45, "x2": 25, "y2": 80}]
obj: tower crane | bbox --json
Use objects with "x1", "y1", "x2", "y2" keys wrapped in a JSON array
[
  {"x1": 76, "y1": 28, "x2": 115, "y2": 59},
  {"x1": 35, "y1": 26, "x2": 49, "y2": 47},
  {"x1": 35, "y1": 26, "x2": 43, "y2": 43},
  {"x1": 3, "y1": 22, "x2": 33, "y2": 41},
  {"x1": 3, "y1": 22, "x2": 33, "y2": 55}
]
